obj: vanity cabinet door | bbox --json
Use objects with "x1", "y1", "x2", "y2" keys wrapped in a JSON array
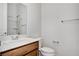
[
  {"x1": 25, "y1": 49, "x2": 39, "y2": 56},
  {"x1": 2, "y1": 42, "x2": 38, "y2": 56}
]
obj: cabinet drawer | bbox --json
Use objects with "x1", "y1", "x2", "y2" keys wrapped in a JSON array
[
  {"x1": 2, "y1": 42, "x2": 38, "y2": 56},
  {"x1": 25, "y1": 49, "x2": 39, "y2": 56}
]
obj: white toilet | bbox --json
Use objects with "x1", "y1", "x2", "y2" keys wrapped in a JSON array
[
  {"x1": 39, "y1": 47, "x2": 55, "y2": 56},
  {"x1": 39, "y1": 39, "x2": 55, "y2": 56}
]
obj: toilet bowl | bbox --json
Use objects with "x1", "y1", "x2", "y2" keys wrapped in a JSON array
[
  {"x1": 39, "y1": 47, "x2": 55, "y2": 56},
  {"x1": 39, "y1": 39, "x2": 55, "y2": 56}
]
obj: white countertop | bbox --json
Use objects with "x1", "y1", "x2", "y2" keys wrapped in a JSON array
[{"x1": 0, "y1": 37, "x2": 41, "y2": 52}]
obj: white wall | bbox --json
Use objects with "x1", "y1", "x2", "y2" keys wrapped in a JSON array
[
  {"x1": 24, "y1": 3, "x2": 41, "y2": 37},
  {"x1": 0, "y1": 3, "x2": 3, "y2": 34},
  {"x1": 0, "y1": 3, "x2": 7, "y2": 34},
  {"x1": 3, "y1": 3, "x2": 7, "y2": 34},
  {"x1": 41, "y1": 3, "x2": 79, "y2": 56}
]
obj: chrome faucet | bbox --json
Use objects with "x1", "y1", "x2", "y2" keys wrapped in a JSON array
[
  {"x1": 15, "y1": 36, "x2": 19, "y2": 40},
  {"x1": 16, "y1": 36, "x2": 19, "y2": 39},
  {"x1": 11, "y1": 35, "x2": 19, "y2": 40}
]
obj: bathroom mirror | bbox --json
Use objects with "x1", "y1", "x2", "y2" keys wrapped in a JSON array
[{"x1": 7, "y1": 3, "x2": 27, "y2": 35}]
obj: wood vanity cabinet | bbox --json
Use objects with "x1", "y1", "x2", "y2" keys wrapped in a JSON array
[
  {"x1": 25, "y1": 50, "x2": 39, "y2": 56},
  {"x1": 0, "y1": 41, "x2": 39, "y2": 56}
]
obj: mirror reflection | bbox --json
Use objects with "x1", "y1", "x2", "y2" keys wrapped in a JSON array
[{"x1": 7, "y1": 3, "x2": 27, "y2": 35}]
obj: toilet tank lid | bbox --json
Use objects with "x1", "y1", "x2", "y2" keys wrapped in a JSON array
[{"x1": 41, "y1": 47, "x2": 55, "y2": 53}]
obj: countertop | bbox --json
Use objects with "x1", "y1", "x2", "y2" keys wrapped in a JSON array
[{"x1": 0, "y1": 37, "x2": 41, "y2": 53}]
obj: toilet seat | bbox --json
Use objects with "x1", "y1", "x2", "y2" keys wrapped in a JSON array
[
  {"x1": 39, "y1": 47, "x2": 55, "y2": 56},
  {"x1": 40, "y1": 47, "x2": 54, "y2": 53}
]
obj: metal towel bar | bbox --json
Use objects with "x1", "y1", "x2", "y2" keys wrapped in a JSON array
[{"x1": 61, "y1": 19, "x2": 79, "y2": 23}]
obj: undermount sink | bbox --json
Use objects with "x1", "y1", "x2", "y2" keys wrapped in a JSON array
[
  {"x1": 2, "y1": 37, "x2": 36, "y2": 45},
  {"x1": 1, "y1": 35, "x2": 30, "y2": 44}
]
